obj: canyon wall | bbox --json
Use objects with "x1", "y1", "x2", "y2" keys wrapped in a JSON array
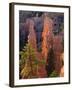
[{"x1": 20, "y1": 12, "x2": 64, "y2": 78}]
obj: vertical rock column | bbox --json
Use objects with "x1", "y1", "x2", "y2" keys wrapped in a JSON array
[
  {"x1": 53, "y1": 35, "x2": 63, "y2": 75},
  {"x1": 42, "y1": 13, "x2": 53, "y2": 61},
  {"x1": 28, "y1": 19, "x2": 38, "y2": 77},
  {"x1": 28, "y1": 19, "x2": 37, "y2": 51},
  {"x1": 40, "y1": 13, "x2": 53, "y2": 77}
]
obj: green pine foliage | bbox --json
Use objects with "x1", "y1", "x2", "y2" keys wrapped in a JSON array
[
  {"x1": 49, "y1": 71, "x2": 58, "y2": 77},
  {"x1": 19, "y1": 43, "x2": 47, "y2": 79},
  {"x1": 19, "y1": 43, "x2": 39, "y2": 78}
]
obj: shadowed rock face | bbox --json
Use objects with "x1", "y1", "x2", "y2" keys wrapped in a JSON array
[
  {"x1": 28, "y1": 19, "x2": 37, "y2": 51},
  {"x1": 53, "y1": 35, "x2": 63, "y2": 74},
  {"x1": 19, "y1": 22, "x2": 29, "y2": 51},
  {"x1": 33, "y1": 16, "x2": 43, "y2": 50}
]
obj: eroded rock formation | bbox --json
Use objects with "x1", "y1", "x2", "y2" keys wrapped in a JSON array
[
  {"x1": 42, "y1": 13, "x2": 53, "y2": 61},
  {"x1": 28, "y1": 19, "x2": 37, "y2": 51},
  {"x1": 53, "y1": 35, "x2": 63, "y2": 75},
  {"x1": 20, "y1": 12, "x2": 64, "y2": 78}
]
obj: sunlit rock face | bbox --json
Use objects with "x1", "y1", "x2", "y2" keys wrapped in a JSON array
[
  {"x1": 41, "y1": 13, "x2": 63, "y2": 76},
  {"x1": 60, "y1": 66, "x2": 64, "y2": 77},
  {"x1": 59, "y1": 53, "x2": 64, "y2": 77},
  {"x1": 42, "y1": 13, "x2": 53, "y2": 61}
]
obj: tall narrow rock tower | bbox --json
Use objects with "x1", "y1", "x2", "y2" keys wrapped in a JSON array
[{"x1": 42, "y1": 13, "x2": 53, "y2": 61}]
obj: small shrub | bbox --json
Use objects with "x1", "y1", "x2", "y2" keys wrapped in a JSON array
[{"x1": 49, "y1": 71, "x2": 58, "y2": 77}]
